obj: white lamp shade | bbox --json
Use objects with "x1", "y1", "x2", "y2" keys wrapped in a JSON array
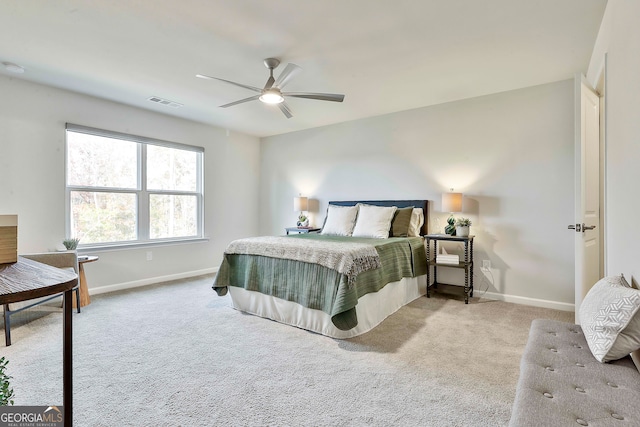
[
  {"x1": 293, "y1": 196, "x2": 308, "y2": 212},
  {"x1": 442, "y1": 192, "x2": 463, "y2": 213}
]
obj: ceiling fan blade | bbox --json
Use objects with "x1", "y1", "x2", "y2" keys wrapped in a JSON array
[
  {"x1": 278, "y1": 101, "x2": 293, "y2": 119},
  {"x1": 219, "y1": 95, "x2": 261, "y2": 108},
  {"x1": 283, "y1": 92, "x2": 345, "y2": 102},
  {"x1": 274, "y1": 63, "x2": 302, "y2": 89},
  {"x1": 263, "y1": 76, "x2": 275, "y2": 90},
  {"x1": 196, "y1": 74, "x2": 262, "y2": 93}
]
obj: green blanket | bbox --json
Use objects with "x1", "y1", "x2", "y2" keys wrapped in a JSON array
[{"x1": 213, "y1": 234, "x2": 426, "y2": 330}]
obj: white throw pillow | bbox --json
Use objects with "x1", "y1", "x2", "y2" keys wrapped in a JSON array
[
  {"x1": 579, "y1": 275, "x2": 640, "y2": 362},
  {"x1": 408, "y1": 208, "x2": 424, "y2": 237},
  {"x1": 320, "y1": 205, "x2": 359, "y2": 236},
  {"x1": 351, "y1": 205, "x2": 397, "y2": 238}
]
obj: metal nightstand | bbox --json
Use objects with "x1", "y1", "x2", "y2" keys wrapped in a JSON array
[{"x1": 425, "y1": 234, "x2": 475, "y2": 303}]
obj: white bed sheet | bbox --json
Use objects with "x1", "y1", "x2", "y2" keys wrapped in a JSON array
[{"x1": 228, "y1": 275, "x2": 426, "y2": 338}]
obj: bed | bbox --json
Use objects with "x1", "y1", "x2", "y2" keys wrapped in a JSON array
[{"x1": 212, "y1": 200, "x2": 429, "y2": 338}]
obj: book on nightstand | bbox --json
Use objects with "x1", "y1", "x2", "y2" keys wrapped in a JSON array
[
  {"x1": 436, "y1": 246, "x2": 459, "y2": 264},
  {"x1": 436, "y1": 255, "x2": 459, "y2": 265}
]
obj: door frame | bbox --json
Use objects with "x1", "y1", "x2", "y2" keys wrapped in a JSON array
[
  {"x1": 573, "y1": 55, "x2": 608, "y2": 321},
  {"x1": 596, "y1": 54, "x2": 608, "y2": 277}
]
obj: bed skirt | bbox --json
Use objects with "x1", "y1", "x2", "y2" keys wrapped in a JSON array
[{"x1": 228, "y1": 275, "x2": 427, "y2": 338}]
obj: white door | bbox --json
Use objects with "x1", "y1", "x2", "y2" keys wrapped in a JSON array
[{"x1": 573, "y1": 75, "x2": 601, "y2": 323}]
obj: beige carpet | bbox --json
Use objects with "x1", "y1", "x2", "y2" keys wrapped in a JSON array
[{"x1": 1, "y1": 276, "x2": 572, "y2": 426}]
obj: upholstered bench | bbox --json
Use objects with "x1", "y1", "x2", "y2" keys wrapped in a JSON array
[{"x1": 509, "y1": 319, "x2": 640, "y2": 426}]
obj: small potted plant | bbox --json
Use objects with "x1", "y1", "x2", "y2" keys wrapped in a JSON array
[
  {"x1": 455, "y1": 218, "x2": 472, "y2": 237},
  {"x1": 62, "y1": 237, "x2": 80, "y2": 251}
]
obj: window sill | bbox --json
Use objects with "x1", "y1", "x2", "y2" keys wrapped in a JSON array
[{"x1": 77, "y1": 237, "x2": 209, "y2": 254}]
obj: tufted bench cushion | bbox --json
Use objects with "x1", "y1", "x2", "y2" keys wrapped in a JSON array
[{"x1": 509, "y1": 319, "x2": 640, "y2": 426}]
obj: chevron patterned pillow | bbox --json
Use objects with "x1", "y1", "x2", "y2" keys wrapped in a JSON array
[{"x1": 580, "y1": 275, "x2": 640, "y2": 362}]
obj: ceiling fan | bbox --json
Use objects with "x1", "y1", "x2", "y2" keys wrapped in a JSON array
[{"x1": 196, "y1": 58, "x2": 345, "y2": 118}]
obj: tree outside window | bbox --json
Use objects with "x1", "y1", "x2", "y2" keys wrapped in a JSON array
[{"x1": 66, "y1": 124, "x2": 203, "y2": 247}]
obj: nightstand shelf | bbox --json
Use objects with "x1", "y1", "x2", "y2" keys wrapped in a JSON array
[
  {"x1": 425, "y1": 234, "x2": 475, "y2": 304},
  {"x1": 285, "y1": 227, "x2": 321, "y2": 235}
]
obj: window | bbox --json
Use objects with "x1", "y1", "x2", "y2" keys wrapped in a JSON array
[{"x1": 65, "y1": 124, "x2": 204, "y2": 248}]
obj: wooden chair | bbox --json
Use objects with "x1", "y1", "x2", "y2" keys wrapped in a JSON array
[{"x1": 3, "y1": 251, "x2": 80, "y2": 346}]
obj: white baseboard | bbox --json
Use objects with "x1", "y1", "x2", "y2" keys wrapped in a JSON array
[
  {"x1": 89, "y1": 267, "x2": 219, "y2": 296},
  {"x1": 88, "y1": 267, "x2": 574, "y2": 313},
  {"x1": 479, "y1": 290, "x2": 574, "y2": 312}
]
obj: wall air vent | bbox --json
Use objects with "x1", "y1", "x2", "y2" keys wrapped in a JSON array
[{"x1": 147, "y1": 96, "x2": 183, "y2": 108}]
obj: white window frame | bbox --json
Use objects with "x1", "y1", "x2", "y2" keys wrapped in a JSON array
[{"x1": 65, "y1": 123, "x2": 205, "y2": 251}]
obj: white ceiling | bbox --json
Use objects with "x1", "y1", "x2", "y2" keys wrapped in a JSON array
[{"x1": 0, "y1": 1, "x2": 607, "y2": 138}]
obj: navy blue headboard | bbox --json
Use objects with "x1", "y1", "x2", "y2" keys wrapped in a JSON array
[{"x1": 328, "y1": 200, "x2": 429, "y2": 236}]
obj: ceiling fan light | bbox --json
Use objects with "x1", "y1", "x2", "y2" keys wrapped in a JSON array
[{"x1": 259, "y1": 90, "x2": 284, "y2": 104}]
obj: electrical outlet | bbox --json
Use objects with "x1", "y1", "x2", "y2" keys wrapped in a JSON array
[
  {"x1": 146, "y1": 251, "x2": 153, "y2": 261},
  {"x1": 482, "y1": 260, "x2": 491, "y2": 272}
]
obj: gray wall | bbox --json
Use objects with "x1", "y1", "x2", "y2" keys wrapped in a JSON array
[
  {"x1": 260, "y1": 80, "x2": 575, "y2": 309},
  {"x1": 2, "y1": 52, "x2": 604, "y2": 311},
  {"x1": 0, "y1": 75, "x2": 260, "y2": 293},
  {"x1": 587, "y1": 0, "x2": 640, "y2": 286}
]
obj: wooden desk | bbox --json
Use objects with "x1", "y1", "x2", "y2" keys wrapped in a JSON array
[
  {"x1": 0, "y1": 256, "x2": 77, "y2": 427},
  {"x1": 74, "y1": 255, "x2": 98, "y2": 308}
]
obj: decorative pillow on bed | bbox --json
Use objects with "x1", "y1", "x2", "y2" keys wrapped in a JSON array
[
  {"x1": 579, "y1": 275, "x2": 640, "y2": 362},
  {"x1": 408, "y1": 208, "x2": 424, "y2": 237},
  {"x1": 390, "y1": 207, "x2": 414, "y2": 237},
  {"x1": 351, "y1": 204, "x2": 397, "y2": 238},
  {"x1": 321, "y1": 205, "x2": 359, "y2": 236}
]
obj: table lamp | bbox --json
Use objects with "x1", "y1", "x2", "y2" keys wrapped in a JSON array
[
  {"x1": 293, "y1": 195, "x2": 309, "y2": 227},
  {"x1": 442, "y1": 189, "x2": 462, "y2": 235}
]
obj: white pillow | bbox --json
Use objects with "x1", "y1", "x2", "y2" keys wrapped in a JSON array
[
  {"x1": 579, "y1": 275, "x2": 640, "y2": 362},
  {"x1": 351, "y1": 205, "x2": 397, "y2": 238},
  {"x1": 408, "y1": 208, "x2": 424, "y2": 237},
  {"x1": 320, "y1": 205, "x2": 359, "y2": 236}
]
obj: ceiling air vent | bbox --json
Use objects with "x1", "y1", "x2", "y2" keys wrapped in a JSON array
[{"x1": 147, "y1": 96, "x2": 183, "y2": 108}]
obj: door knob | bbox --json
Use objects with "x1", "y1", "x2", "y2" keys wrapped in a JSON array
[{"x1": 568, "y1": 223, "x2": 596, "y2": 232}]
